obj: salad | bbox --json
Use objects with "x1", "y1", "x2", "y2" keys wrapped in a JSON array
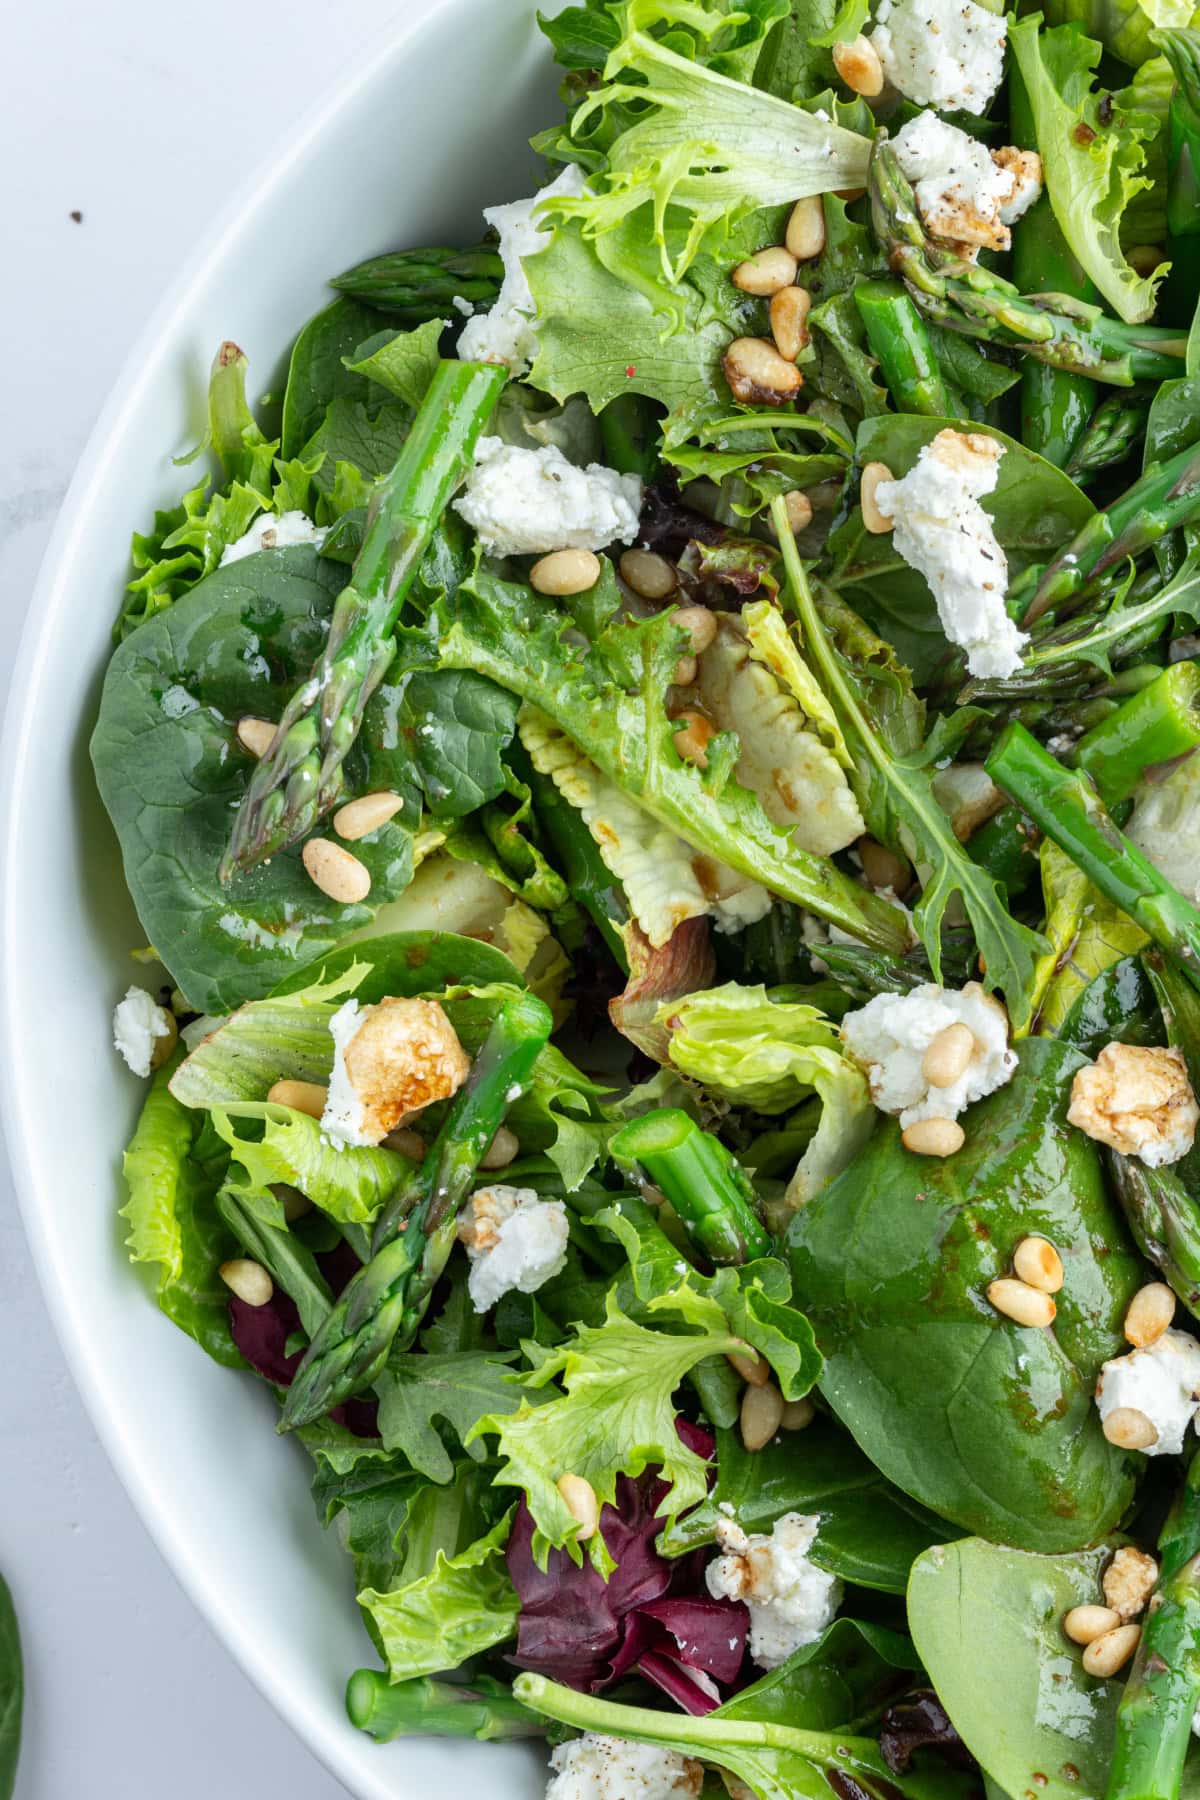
[{"x1": 87, "y1": 0, "x2": 1200, "y2": 1794}]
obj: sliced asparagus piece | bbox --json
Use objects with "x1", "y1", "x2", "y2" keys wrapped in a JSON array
[{"x1": 610, "y1": 1109, "x2": 770, "y2": 1265}]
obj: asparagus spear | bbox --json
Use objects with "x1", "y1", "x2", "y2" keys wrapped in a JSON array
[
  {"x1": 1158, "y1": 32, "x2": 1200, "y2": 243},
  {"x1": 329, "y1": 244, "x2": 503, "y2": 319},
  {"x1": 278, "y1": 991, "x2": 553, "y2": 1430},
  {"x1": 1106, "y1": 1451, "x2": 1200, "y2": 1800},
  {"x1": 220, "y1": 358, "x2": 505, "y2": 882},
  {"x1": 1110, "y1": 1157, "x2": 1200, "y2": 1316},
  {"x1": 1075, "y1": 663, "x2": 1200, "y2": 804},
  {"x1": 346, "y1": 1670, "x2": 543, "y2": 1743},
  {"x1": 610, "y1": 1109, "x2": 771, "y2": 1265},
  {"x1": 1065, "y1": 389, "x2": 1155, "y2": 485},
  {"x1": 869, "y1": 139, "x2": 1187, "y2": 386},
  {"x1": 854, "y1": 280, "x2": 952, "y2": 416}
]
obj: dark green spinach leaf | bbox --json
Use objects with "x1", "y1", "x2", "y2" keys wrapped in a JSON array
[
  {"x1": 281, "y1": 296, "x2": 390, "y2": 457},
  {"x1": 715, "y1": 1617, "x2": 921, "y2": 1732}
]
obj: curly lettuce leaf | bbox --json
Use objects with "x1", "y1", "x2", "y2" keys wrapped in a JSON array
[
  {"x1": 211, "y1": 1108, "x2": 407, "y2": 1228},
  {"x1": 539, "y1": 0, "x2": 789, "y2": 84},
  {"x1": 358, "y1": 1499, "x2": 519, "y2": 1682},
  {"x1": 1043, "y1": 0, "x2": 1199, "y2": 65}
]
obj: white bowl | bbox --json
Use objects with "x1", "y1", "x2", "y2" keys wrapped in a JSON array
[{"x1": 1, "y1": 4, "x2": 566, "y2": 1792}]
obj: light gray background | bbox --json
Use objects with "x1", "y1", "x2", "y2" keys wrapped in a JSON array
[{"x1": 0, "y1": 1, "x2": 427, "y2": 1791}]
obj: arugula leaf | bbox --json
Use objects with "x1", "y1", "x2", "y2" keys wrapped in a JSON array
[
  {"x1": 662, "y1": 407, "x2": 849, "y2": 517},
  {"x1": 0, "y1": 1575, "x2": 19, "y2": 1800},
  {"x1": 1030, "y1": 838, "x2": 1150, "y2": 1034},
  {"x1": 358, "y1": 1503, "x2": 519, "y2": 1682},
  {"x1": 310, "y1": 1442, "x2": 423, "y2": 1594},
  {"x1": 375, "y1": 1346, "x2": 523, "y2": 1483}
]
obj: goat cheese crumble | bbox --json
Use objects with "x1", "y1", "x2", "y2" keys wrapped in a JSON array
[
  {"x1": 1096, "y1": 1329, "x2": 1200, "y2": 1456},
  {"x1": 1067, "y1": 1042, "x2": 1199, "y2": 1167},
  {"x1": 219, "y1": 510, "x2": 325, "y2": 565},
  {"x1": 545, "y1": 1733, "x2": 703, "y2": 1800},
  {"x1": 706, "y1": 1512, "x2": 842, "y2": 1669},
  {"x1": 112, "y1": 986, "x2": 175, "y2": 1078},
  {"x1": 458, "y1": 163, "x2": 588, "y2": 376},
  {"x1": 874, "y1": 430, "x2": 1027, "y2": 680},
  {"x1": 458, "y1": 1185, "x2": 570, "y2": 1312},
  {"x1": 454, "y1": 438, "x2": 643, "y2": 558},
  {"x1": 840, "y1": 981, "x2": 1017, "y2": 1127},
  {"x1": 870, "y1": 0, "x2": 1007, "y2": 111},
  {"x1": 321, "y1": 996, "x2": 470, "y2": 1148},
  {"x1": 893, "y1": 113, "x2": 1041, "y2": 252}
]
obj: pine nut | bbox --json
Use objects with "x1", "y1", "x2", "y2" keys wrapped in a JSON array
[
  {"x1": 530, "y1": 548, "x2": 602, "y2": 596},
  {"x1": 832, "y1": 34, "x2": 884, "y2": 97},
  {"x1": 902, "y1": 1117, "x2": 965, "y2": 1158},
  {"x1": 674, "y1": 605, "x2": 717, "y2": 656},
  {"x1": 1101, "y1": 1406, "x2": 1159, "y2": 1450},
  {"x1": 723, "y1": 336, "x2": 804, "y2": 405},
  {"x1": 741, "y1": 1379, "x2": 784, "y2": 1451},
  {"x1": 219, "y1": 1258, "x2": 274, "y2": 1307},
  {"x1": 732, "y1": 245, "x2": 800, "y2": 295},
  {"x1": 1125, "y1": 1282, "x2": 1176, "y2": 1349},
  {"x1": 770, "y1": 285, "x2": 812, "y2": 361},
  {"x1": 1104, "y1": 1546, "x2": 1159, "y2": 1619},
  {"x1": 236, "y1": 715, "x2": 276, "y2": 758},
  {"x1": 861, "y1": 462, "x2": 895, "y2": 534},
  {"x1": 480, "y1": 1125, "x2": 520, "y2": 1170},
  {"x1": 986, "y1": 1277, "x2": 1057, "y2": 1328},
  {"x1": 334, "y1": 790, "x2": 405, "y2": 841},
  {"x1": 267, "y1": 1079, "x2": 328, "y2": 1118},
  {"x1": 149, "y1": 1009, "x2": 179, "y2": 1071},
  {"x1": 302, "y1": 837, "x2": 371, "y2": 905},
  {"x1": 921, "y1": 1022, "x2": 975, "y2": 1089},
  {"x1": 557, "y1": 1472, "x2": 600, "y2": 1540},
  {"x1": 619, "y1": 548, "x2": 677, "y2": 600},
  {"x1": 836, "y1": 187, "x2": 866, "y2": 203},
  {"x1": 1063, "y1": 1605, "x2": 1122, "y2": 1646},
  {"x1": 278, "y1": 1184, "x2": 313, "y2": 1222},
  {"x1": 781, "y1": 1396, "x2": 815, "y2": 1431},
  {"x1": 383, "y1": 1126, "x2": 425, "y2": 1160},
  {"x1": 673, "y1": 709, "x2": 713, "y2": 768},
  {"x1": 1013, "y1": 1236, "x2": 1064, "y2": 1294},
  {"x1": 674, "y1": 655, "x2": 699, "y2": 687},
  {"x1": 786, "y1": 197, "x2": 827, "y2": 261},
  {"x1": 1081, "y1": 1623, "x2": 1141, "y2": 1678},
  {"x1": 783, "y1": 490, "x2": 813, "y2": 533},
  {"x1": 1129, "y1": 244, "x2": 1166, "y2": 276},
  {"x1": 728, "y1": 1350, "x2": 770, "y2": 1386},
  {"x1": 858, "y1": 837, "x2": 910, "y2": 894}
]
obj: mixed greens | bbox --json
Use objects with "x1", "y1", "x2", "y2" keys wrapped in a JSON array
[{"x1": 88, "y1": 0, "x2": 1200, "y2": 1794}]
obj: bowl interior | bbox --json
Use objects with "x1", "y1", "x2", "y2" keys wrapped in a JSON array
[{"x1": 2, "y1": 3, "x2": 568, "y2": 1793}]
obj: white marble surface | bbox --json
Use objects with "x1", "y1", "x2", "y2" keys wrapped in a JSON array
[{"x1": 0, "y1": 2, "x2": 428, "y2": 1791}]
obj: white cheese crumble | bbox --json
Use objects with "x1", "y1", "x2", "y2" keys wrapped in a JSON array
[
  {"x1": 705, "y1": 1512, "x2": 842, "y2": 1670},
  {"x1": 1096, "y1": 1329, "x2": 1200, "y2": 1456},
  {"x1": 995, "y1": 146, "x2": 1044, "y2": 225},
  {"x1": 545, "y1": 1733, "x2": 703, "y2": 1800},
  {"x1": 1068, "y1": 1042, "x2": 1200, "y2": 1167},
  {"x1": 840, "y1": 980, "x2": 1017, "y2": 1127},
  {"x1": 219, "y1": 510, "x2": 325, "y2": 566},
  {"x1": 458, "y1": 163, "x2": 588, "y2": 376},
  {"x1": 874, "y1": 430, "x2": 1027, "y2": 681},
  {"x1": 892, "y1": 113, "x2": 1036, "y2": 252},
  {"x1": 870, "y1": 0, "x2": 1007, "y2": 111},
  {"x1": 454, "y1": 438, "x2": 643, "y2": 558},
  {"x1": 457, "y1": 1184, "x2": 570, "y2": 1312},
  {"x1": 320, "y1": 995, "x2": 471, "y2": 1149},
  {"x1": 323, "y1": 999, "x2": 371, "y2": 1147},
  {"x1": 112, "y1": 986, "x2": 174, "y2": 1078}
]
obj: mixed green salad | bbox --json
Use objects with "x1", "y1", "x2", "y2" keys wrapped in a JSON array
[{"x1": 88, "y1": 0, "x2": 1200, "y2": 1792}]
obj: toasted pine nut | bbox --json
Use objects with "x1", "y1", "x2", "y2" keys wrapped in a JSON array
[
  {"x1": 334, "y1": 790, "x2": 405, "y2": 841},
  {"x1": 383, "y1": 1126, "x2": 425, "y2": 1160},
  {"x1": 530, "y1": 548, "x2": 602, "y2": 596},
  {"x1": 741, "y1": 1379, "x2": 784, "y2": 1451},
  {"x1": 674, "y1": 605, "x2": 717, "y2": 656},
  {"x1": 1104, "y1": 1546, "x2": 1159, "y2": 1619},
  {"x1": 835, "y1": 187, "x2": 866, "y2": 203},
  {"x1": 861, "y1": 462, "x2": 895, "y2": 534},
  {"x1": 987, "y1": 1277, "x2": 1056, "y2": 1328},
  {"x1": 732, "y1": 245, "x2": 800, "y2": 296},
  {"x1": 902, "y1": 1117, "x2": 965, "y2": 1158},
  {"x1": 1101, "y1": 1406, "x2": 1159, "y2": 1450},
  {"x1": 922, "y1": 1023, "x2": 975, "y2": 1090},
  {"x1": 302, "y1": 837, "x2": 371, "y2": 905},
  {"x1": 619, "y1": 548, "x2": 677, "y2": 600},
  {"x1": 786, "y1": 197, "x2": 826, "y2": 261},
  {"x1": 728, "y1": 1349, "x2": 770, "y2": 1387},
  {"x1": 219, "y1": 1258, "x2": 274, "y2": 1307},
  {"x1": 723, "y1": 336, "x2": 804, "y2": 405},
  {"x1": 1125, "y1": 1282, "x2": 1176, "y2": 1349},
  {"x1": 781, "y1": 1396, "x2": 815, "y2": 1431},
  {"x1": 557, "y1": 1472, "x2": 600, "y2": 1540},
  {"x1": 770, "y1": 285, "x2": 813, "y2": 362},
  {"x1": 832, "y1": 34, "x2": 884, "y2": 97},
  {"x1": 1064, "y1": 1605, "x2": 1123, "y2": 1646},
  {"x1": 674, "y1": 655, "x2": 699, "y2": 687},
  {"x1": 149, "y1": 1010, "x2": 179, "y2": 1072},
  {"x1": 480, "y1": 1125, "x2": 520, "y2": 1170},
  {"x1": 673, "y1": 709, "x2": 713, "y2": 768},
  {"x1": 1082, "y1": 1623, "x2": 1141, "y2": 1678},
  {"x1": 858, "y1": 837, "x2": 910, "y2": 895},
  {"x1": 278, "y1": 1184, "x2": 313, "y2": 1223},
  {"x1": 236, "y1": 715, "x2": 276, "y2": 758},
  {"x1": 267, "y1": 1079, "x2": 328, "y2": 1119},
  {"x1": 1129, "y1": 244, "x2": 1166, "y2": 276},
  {"x1": 1013, "y1": 1236, "x2": 1064, "y2": 1294},
  {"x1": 783, "y1": 490, "x2": 813, "y2": 533}
]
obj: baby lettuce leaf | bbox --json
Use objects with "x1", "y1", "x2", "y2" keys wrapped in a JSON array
[
  {"x1": 1030, "y1": 838, "x2": 1149, "y2": 1034},
  {"x1": 310, "y1": 1443, "x2": 423, "y2": 1596},
  {"x1": 714, "y1": 1617, "x2": 921, "y2": 1732},
  {"x1": 344, "y1": 316, "x2": 445, "y2": 408},
  {"x1": 787, "y1": 1036, "x2": 1142, "y2": 1550},
  {"x1": 0, "y1": 1575, "x2": 19, "y2": 1800}
]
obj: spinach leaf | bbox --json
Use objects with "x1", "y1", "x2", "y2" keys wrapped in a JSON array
[
  {"x1": 371, "y1": 669, "x2": 520, "y2": 818},
  {"x1": 1058, "y1": 955, "x2": 1164, "y2": 1057},
  {"x1": 0, "y1": 1575, "x2": 20, "y2": 1800},
  {"x1": 280, "y1": 296, "x2": 389, "y2": 456},
  {"x1": 715, "y1": 1617, "x2": 921, "y2": 1732},
  {"x1": 788, "y1": 1037, "x2": 1143, "y2": 1550}
]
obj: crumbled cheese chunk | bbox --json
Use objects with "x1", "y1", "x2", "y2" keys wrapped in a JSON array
[
  {"x1": 321, "y1": 996, "x2": 470, "y2": 1148},
  {"x1": 870, "y1": 0, "x2": 1006, "y2": 111},
  {"x1": 1068, "y1": 1042, "x2": 1199, "y2": 1167},
  {"x1": 874, "y1": 430, "x2": 1027, "y2": 680},
  {"x1": 546, "y1": 1733, "x2": 703, "y2": 1800},
  {"x1": 458, "y1": 1184, "x2": 570, "y2": 1311},
  {"x1": 112, "y1": 986, "x2": 174, "y2": 1078},
  {"x1": 840, "y1": 980, "x2": 1016, "y2": 1127},
  {"x1": 893, "y1": 112, "x2": 1017, "y2": 252},
  {"x1": 454, "y1": 438, "x2": 643, "y2": 558},
  {"x1": 1096, "y1": 1329, "x2": 1200, "y2": 1456},
  {"x1": 219, "y1": 510, "x2": 325, "y2": 566},
  {"x1": 994, "y1": 146, "x2": 1043, "y2": 225},
  {"x1": 705, "y1": 1512, "x2": 842, "y2": 1669},
  {"x1": 458, "y1": 163, "x2": 588, "y2": 375},
  {"x1": 1102, "y1": 1546, "x2": 1158, "y2": 1620},
  {"x1": 1128, "y1": 755, "x2": 1200, "y2": 905}
]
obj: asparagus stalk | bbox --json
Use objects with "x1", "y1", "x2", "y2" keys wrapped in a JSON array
[
  {"x1": 215, "y1": 1190, "x2": 333, "y2": 1339},
  {"x1": 220, "y1": 359, "x2": 505, "y2": 881},
  {"x1": 278, "y1": 991, "x2": 553, "y2": 1430},
  {"x1": 854, "y1": 280, "x2": 952, "y2": 415},
  {"x1": 1075, "y1": 663, "x2": 1200, "y2": 804},
  {"x1": 1065, "y1": 390, "x2": 1155, "y2": 485},
  {"x1": 610, "y1": 1109, "x2": 771, "y2": 1265},
  {"x1": 1110, "y1": 1157, "x2": 1200, "y2": 1316},
  {"x1": 329, "y1": 244, "x2": 503, "y2": 319},
  {"x1": 346, "y1": 1670, "x2": 543, "y2": 1743},
  {"x1": 1158, "y1": 32, "x2": 1200, "y2": 242}
]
